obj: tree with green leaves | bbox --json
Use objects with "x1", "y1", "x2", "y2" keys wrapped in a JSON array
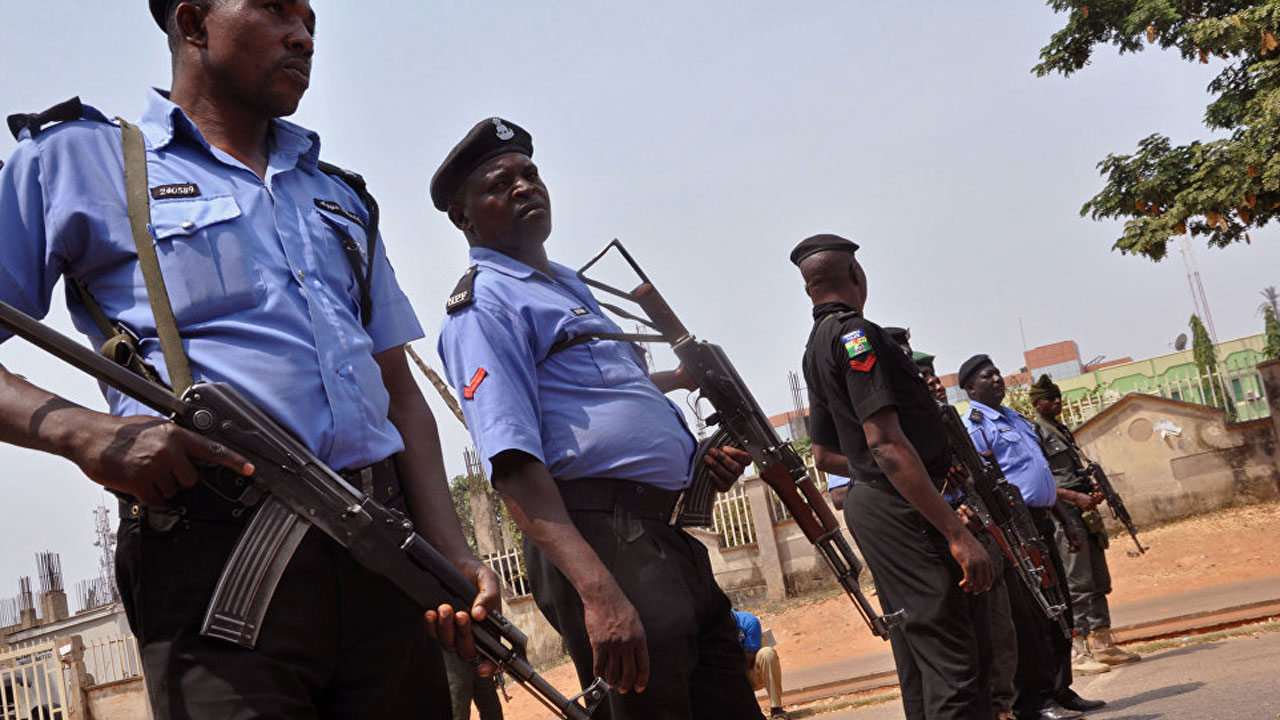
[
  {"x1": 1036, "y1": 2, "x2": 1280, "y2": 260},
  {"x1": 1260, "y1": 285, "x2": 1280, "y2": 316},
  {"x1": 1190, "y1": 313, "x2": 1236, "y2": 417},
  {"x1": 1264, "y1": 304, "x2": 1280, "y2": 358}
]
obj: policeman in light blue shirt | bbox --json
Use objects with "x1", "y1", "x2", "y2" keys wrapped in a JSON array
[
  {"x1": 432, "y1": 117, "x2": 763, "y2": 720},
  {"x1": 957, "y1": 354, "x2": 1101, "y2": 720},
  {"x1": 0, "y1": 2, "x2": 495, "y2": 717}
]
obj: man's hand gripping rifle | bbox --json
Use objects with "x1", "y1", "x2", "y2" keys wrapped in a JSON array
[
  {"x1": 0, "y1": 300, "x2": 607, "y2": 720},
  {"x1": 577, "y1": 240, "x2": 905, "y2": 640},
  {"x1": 1083, "y1": 461, "x2": 1146, "y2": 554},
  {"x1": 935, "y1": 403, "x2": 1071, "y2": 639}
]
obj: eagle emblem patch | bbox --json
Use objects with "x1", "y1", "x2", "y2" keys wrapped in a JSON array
[{"x1": 841, "y1": 330, "x2": 872, "y2": 359}]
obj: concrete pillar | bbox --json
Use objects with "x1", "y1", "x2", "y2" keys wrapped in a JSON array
[
  {"x1": 58, "y1": 635, "x2": 90, "y2": 719},
  {"x1": 1257, "y1": 359, "x2": 1280, "y2": 439},
  {"x1": 743, "y1": 477, "x2": 787, "y2": 602},
  {"x1": 469, "y1": 474, "x2": 505, "y2": 558},
  {"x1": 40, "y1": 590, "x2": 68, "y2": 623}
]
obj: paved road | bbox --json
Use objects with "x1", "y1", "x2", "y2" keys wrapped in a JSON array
[{"x1": 814, "y1": 630, "x2": 1280, "y2": 720}]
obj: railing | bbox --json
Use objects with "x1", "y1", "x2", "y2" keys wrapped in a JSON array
[
  {"x1": 1063, "y1": 363, "x2": 1269, "y2": 427},
  {"x1": 483, "y1": 547, "x2": 531, "y2": 599},
  {"x1": 81, "y1": 635, "x2": 142, "y2": 687},
  {"x1": 0, "y1": 641, "x2": 67, "y2": 719},
  {"x1": 712, "y1": 482, "x2": 756, "y2": 548}
]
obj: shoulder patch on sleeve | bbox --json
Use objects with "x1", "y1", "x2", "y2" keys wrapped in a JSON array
[
  {"x1": 969, "y1": 409, "x2": 984, "y2": 423},
  {"x1": 446, "y1": 265, "x2": 479, "y2": 314},
  {"x1": 462, "y1": 367, "x2": 488, "y2": 399},
  {"x1": 841, "y1": 328, "x2": 872, "y2": 359}
]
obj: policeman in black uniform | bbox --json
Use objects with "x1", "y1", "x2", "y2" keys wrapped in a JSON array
[{"x1": 794, "y1": 234, "x2": 993, "y2": 720}]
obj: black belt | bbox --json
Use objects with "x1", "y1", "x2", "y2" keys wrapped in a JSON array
[
  {"x1": 556, "y1": 477, "x2": 683, "y2": 524},
  {"x1": 121, "y1": 456, "x2": 402, "y2": 526}
]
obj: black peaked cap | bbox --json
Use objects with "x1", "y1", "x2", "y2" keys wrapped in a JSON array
[
  {"x1": 789, "y1": 234, "x2": 859, "y2": 267},
  {"x1": 957, "y1": 354, "x2": 993, "y2": 388},
  {"x1": 430, "y1": 118, "x2": 533, "y2": 211}
]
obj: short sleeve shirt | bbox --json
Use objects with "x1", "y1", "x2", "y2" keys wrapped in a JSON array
[
  {"x1": 437, "y1": 247, "x2": 697, "y2": 490},
  {"x1": 0, "y1": 90, "x2": 422, "y2": 469},
  {"x1": 802, "y1": 302, "x2": 948, "y2": 487},
  {"x1": 733, "y1": 610, "x2": 763, "y2": 651},
  {"x1": 962, "y1": 401, "x2": 1058, "y2": 507}
]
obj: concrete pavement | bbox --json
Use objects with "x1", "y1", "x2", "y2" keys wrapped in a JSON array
[{"x1": 767, "y1": 574, "x2": 1280, "y2": 707}]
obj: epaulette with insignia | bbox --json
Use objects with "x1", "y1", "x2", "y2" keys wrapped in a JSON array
[
  {"x1": 446, "y1": 265, "x2": 479, "y2": 314},
  {"x1": 969, "y1": 409, "x2": 984, "y2": 423},
  {"x1": 7, "y1": 97, "x2": 90, "y2": 141}
]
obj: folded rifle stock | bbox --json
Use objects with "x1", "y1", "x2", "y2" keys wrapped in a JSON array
[
  {"x1": 0, "y1": 300, "x2": 607, "y2": 720},
  {"x1": 577, "y1": 240, "x2": 906, "y2": 639},
  {"x1": 936, "y1": 403, "x2": 1071, "y2": 639}
]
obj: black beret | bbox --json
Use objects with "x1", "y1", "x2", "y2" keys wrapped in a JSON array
[
  {"x1": 150, "y1": 0, "x2": 172, "y2": 31},
  {"x1": 430, "y1": 117, "x2": 533, "y2": 211},
  {"x1": 1028, "y1": 373, "x2": 1061, "y2": 403},
  {"x1": 958, "y1": 354, "x2": 993, "y2": 388},
  {"x1": 789, "y1": 233, "x2": 859, "y2": 267}
]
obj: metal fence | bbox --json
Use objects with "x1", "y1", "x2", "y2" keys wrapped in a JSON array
[
  {"x1": 483, "y1": 547, "x2": 531, "y2": 599},
  {"x1": 81, "y1": 635, "x2": 142, "y2": 688},
  {"x1": 0, "y1": 641, "x2": 67, "y2": 720},
  {"x1": 712, "y1": 482, "x2": 756, "y2": 548},
  {"x1": 1062, "y1": 363, "x2": 1269, "y2": 427},
  {"x1": 767, "y1": 460, "x2": 829, "y2": 525}
]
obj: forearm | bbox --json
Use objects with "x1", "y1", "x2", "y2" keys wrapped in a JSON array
[
  {"x1": 812, "y1": 443, "x2": 849, "y2": 476},
  {"x1": 870, "y1": 439, "x2": 969, "y2": 542},
  {"x1": 0, "y1": 363, "x2": 102, "y2": 461},
  {"x1": 492, "y1": 453, "x2": 624, "y2": 603},
  {"x1": 379, "y1": 350, "x2": 475, "y2": 566}
]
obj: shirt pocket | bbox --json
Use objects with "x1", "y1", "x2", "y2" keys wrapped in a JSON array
[
  {"x1": 148, "y1": 195, "x2": 264, "y2": 326},
  {"x1": 544, "y1": 314, "x2": 649, "y2": 388},
  {"x1": 313, "y1": 211, "x2": 369, "y2": 315}
]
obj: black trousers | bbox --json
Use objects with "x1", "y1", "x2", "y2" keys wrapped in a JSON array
[
  {"x1": 1006, "y1": 508, "x2": 1073, "y2": 719},
  {"x1": 523, "y1": 506, "x2": 765, "y2": 720},
  {"x1": 115, "y1": 476, "x2": 450, "y2": 720},
  {"x1": 844, "y1": 481, "x2": 991, "y2": 720}
]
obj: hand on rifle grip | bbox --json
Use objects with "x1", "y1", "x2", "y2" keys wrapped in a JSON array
[
  {"x1": 703, "y1": 445, "x2": 751, "y2": 492},
  {"x1": 424, "y1": 560, "x2": 502, "y2": 677}
]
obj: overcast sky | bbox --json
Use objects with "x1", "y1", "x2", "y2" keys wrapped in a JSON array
[{"x1": 1, "y1": 2, "x2": 1274, "y2": 601}]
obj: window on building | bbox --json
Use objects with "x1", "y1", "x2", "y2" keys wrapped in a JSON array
[
  {"x1": 1171, "y1": 390, "x2": 1182, "y2": 402},
  {"x1": 1232, "y1": 378, "x2": 1244, "y2": 402}
]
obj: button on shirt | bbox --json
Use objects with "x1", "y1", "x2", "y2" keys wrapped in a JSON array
[
  {"x1": 962, "y1": 400, "x2": 1057, "y2": 507},
  {"x1": 437, "y1": 247, "x2": 696, "y2": 490},
  {"x1": 0, "y1": 90, "x2": 422, "y2": 469}
]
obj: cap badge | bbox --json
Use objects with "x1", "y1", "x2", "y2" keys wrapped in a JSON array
[{"x1": 492, "y1": 118, "x2": 515, "y2": 141}]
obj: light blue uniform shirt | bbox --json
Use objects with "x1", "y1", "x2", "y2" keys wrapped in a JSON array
[
  {"x1": 962, "y1": 400, "x2": 1057, "y2": 507},
  {"x1": 437, "y1": 247, "x2": 696, "y2": 490},
  {"x1": 826, "y1": 473, "x2": 851, "y2": 490},
  {"x1": 0, "y1": 90, "x2": 422, "y2": 470}
]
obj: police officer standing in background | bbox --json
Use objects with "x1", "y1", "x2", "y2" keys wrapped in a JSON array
[
  {"x1": 1029, "y1": 375, "x2": 1141, "y2": 672},
  {"x1": 0, "y1": 2, "x2": 499, "y2": 717},
  {"x1": 433, "y1": 117, "x2": 763, "y2": 720},
  {"x1": 795, "y1": 234, "x2": 993, "y2": 720},
  {"x1": 960, "y1": 356, "x2": 1103, "y2": 720}
]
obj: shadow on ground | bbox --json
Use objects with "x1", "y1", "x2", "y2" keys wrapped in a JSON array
[{"x1": 1098, "y1": 681, "x2": 1203, "y2": 715}]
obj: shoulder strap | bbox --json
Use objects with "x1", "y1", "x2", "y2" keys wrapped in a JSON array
[
  {"x1": 317, "y1": 160, "x2": 378, "y2": 326},
  {"x1": 446, "y1": 265, "x2": 479, "y2": 314},
  {"x1": 546, "y1": 331, "x2": 661, "y2": 356},
  {"x1": 7, "y1": 97, "x2": 84, "y2": 141},
  {"x1": 118, "y1": 118, "x2": 193, "y2": 395}
]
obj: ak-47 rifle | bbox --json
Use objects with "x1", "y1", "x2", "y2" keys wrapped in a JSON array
[
  {"x1": 936, "y1": 403, "x2": 1071, "y2": 639},
  {"x1": 1082, "y1": 461, "x2": 1147, "y2": 554},
  {"x1": 577, "y1": 240, "x2": 905, "y2": 639},
  {"x1": 0, "y1": 300, "x2": 607, "y2": 720}
]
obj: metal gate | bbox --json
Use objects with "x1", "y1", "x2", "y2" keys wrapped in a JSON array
[{"x1": 0, "y1": 641, "x2": 67, "y2": 720}]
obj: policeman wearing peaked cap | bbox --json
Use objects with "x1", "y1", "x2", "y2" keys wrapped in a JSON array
[
  {"x1": 434, "y1": 118, "x2": 768, "y2": 720},
  {"x1": 795, "y1": 234, "x2": 995, "y2": 720},
  {"x1": 0, "y1": 2, "x2": 500, "y2": 717}
]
